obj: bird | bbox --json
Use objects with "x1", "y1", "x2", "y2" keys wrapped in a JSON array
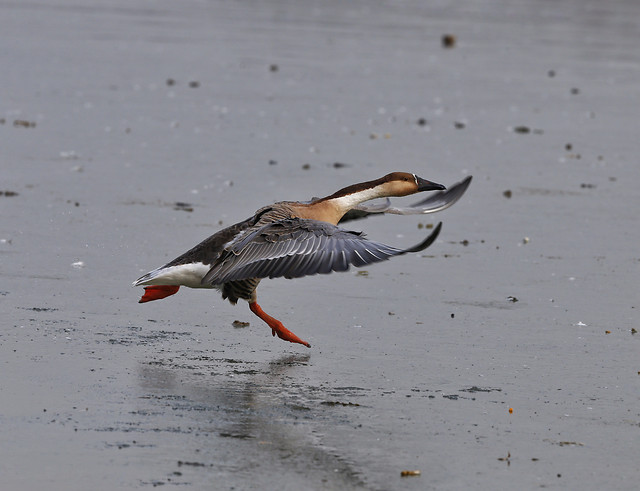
[{"x1": 133, "y1": 172, "x2": 472, "y2": 348}]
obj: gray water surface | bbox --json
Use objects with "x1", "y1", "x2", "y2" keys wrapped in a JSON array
[{"x1": 2, "y1": 1, "x2": 639, "y2": 489}]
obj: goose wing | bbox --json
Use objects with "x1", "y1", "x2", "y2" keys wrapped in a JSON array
[
  {"x1": 347, "y1": 175, "x2": 472, "y2": 219},
  {"x1": 201, "y1": 219, "x2": 442, "y2": 285}
]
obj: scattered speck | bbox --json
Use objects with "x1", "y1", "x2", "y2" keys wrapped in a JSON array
[
  {"x1": 173, "y1": 202, "x2": 193, "y2": 212},
  {"x1": 71, "y1": 261, "x2": 85, "y2": 269},
  {"x1": 401, "y1": 470, "x2": 421, "y2": 477},
  {"x1": 503, "y1": 190, "x2": 512, "y2": 198},
  {"x1": 13, "y1": 119, "x2": 36, "y2": 128},
  {"x1": 60, "y1": 150, "x2": 79, "y2": 160},
  {"x1": 441, "y1": 34, "x2": 456, "y2": 48}
]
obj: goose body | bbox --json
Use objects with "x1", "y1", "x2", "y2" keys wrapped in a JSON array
[{"x1": 133, "y1": 172, "x2": 471, "y2": 348}]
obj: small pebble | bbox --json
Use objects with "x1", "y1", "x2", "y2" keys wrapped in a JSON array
[
  {"x1": 400, "y1": 470, "x2": 421, "y2": 477},
  {"x1": 441, "y1": 34, "x2": 456, "y2": 48}
]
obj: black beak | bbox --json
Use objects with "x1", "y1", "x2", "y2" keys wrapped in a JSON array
[{"x1": 416, "y1": 176, "x2": 446, "y2": 192}]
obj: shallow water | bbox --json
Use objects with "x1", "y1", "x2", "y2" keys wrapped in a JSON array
[{"x1": 2, "y1": 0, "x2": 639, "y2": 489}]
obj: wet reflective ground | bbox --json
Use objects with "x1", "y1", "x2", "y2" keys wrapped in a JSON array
[{"x1": 2, "y1": 0, "x2": 639, "y2": 489}]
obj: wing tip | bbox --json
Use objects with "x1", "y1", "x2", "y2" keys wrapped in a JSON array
[{"x1": 405, "y1": 221, "x2": 442, "y2": 253}]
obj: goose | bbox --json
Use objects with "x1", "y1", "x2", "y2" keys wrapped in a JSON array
[{"x1": 133, "y1": 173, "x2": 472, "y2": 348}]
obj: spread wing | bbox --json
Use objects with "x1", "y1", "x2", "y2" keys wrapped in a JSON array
[{"x1": 201, "y1": 219, "x2": 442, "y2": 285}]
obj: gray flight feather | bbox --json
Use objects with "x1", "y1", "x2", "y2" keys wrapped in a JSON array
[{"x1": 201, "y1": 219, "x2": 442, "y2": 285}]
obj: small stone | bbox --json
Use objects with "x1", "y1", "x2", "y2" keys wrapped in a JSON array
[
  {"x1": 513, "y1": 126, "x2": 530, "y2": 134},
  {"x1": 441, "y1": 34, "x2": 456, "y2": 48},
  {"x1": 400, "y1": 470, "x2": 422, "y2": 477}
]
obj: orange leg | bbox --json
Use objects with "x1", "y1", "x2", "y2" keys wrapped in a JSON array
[
  {"x1": 139, "y1": 285, "x2": 180, "y2": 303},
  {"x1": 249, "y1": 302, "x2": 311, "y2": 348}
]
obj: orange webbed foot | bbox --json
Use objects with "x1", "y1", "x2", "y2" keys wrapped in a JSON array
[
  {"x1": 249, "y1": 302, "x2": 311, "y2": 348},
  {"x1": 139, "y1": 285, "x2": 180, "y2": 303}
]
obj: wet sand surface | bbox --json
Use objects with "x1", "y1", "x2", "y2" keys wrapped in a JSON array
[{"x1": 2, "y1": 0, "x2": 639, "y2": 489}]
